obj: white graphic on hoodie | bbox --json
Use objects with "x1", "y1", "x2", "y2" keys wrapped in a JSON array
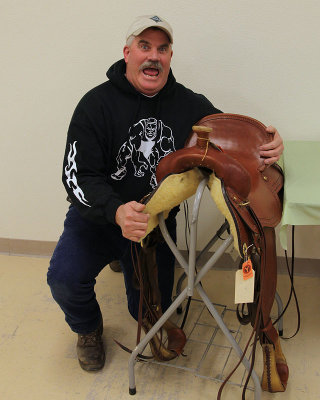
[
  {"x1": 64, "y1": 141, "x2": 91, "y2": 207},
  {"x1": 111, "y1": 118, "x2": 175, "y2": 188}
]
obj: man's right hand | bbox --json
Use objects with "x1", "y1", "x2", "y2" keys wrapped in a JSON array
[{"x1": 115, "y1": 201, "x2": 149, "y2": 242}]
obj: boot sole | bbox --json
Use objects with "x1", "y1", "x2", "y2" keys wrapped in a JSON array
[{"x1": 79, "y1": 353, "x2": 105, "y2": 371}]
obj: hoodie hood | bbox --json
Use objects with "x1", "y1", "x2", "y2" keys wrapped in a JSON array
[{"x1": 106, "y1": 59, "x2": 176, "y2": 98}]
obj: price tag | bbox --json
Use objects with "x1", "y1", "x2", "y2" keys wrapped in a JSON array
[{"x1": 235, "y1": 261, "x2": 255, "y2": 304}]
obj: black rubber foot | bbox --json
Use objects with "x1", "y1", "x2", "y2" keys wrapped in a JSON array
[
  {"x1": 129, "y1": 387, "x2": 136, "y2": 395},
  {"x1": 177, "y1": 306, "x2": 183, "y2": 314},
  {"x1": 278, "y1": 329, "x2": 283, "y2": 337}
]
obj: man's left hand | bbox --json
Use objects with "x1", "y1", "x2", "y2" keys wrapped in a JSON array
[{"x1": 259, "y1": 126, "x2": 284, "y2": 166}]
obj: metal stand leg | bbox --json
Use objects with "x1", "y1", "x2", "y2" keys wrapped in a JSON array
[
  {"x1": 128, "y1": 288, "x2": 188, "y2": 394},
  {"x1": 128, "y1": 178, "x2": 262, "y2": 398},
  {"x1": 175, "y1": 220, "x2": 230, "y2": 304}
]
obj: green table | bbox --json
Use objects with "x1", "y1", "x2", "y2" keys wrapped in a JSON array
[{"x1": 279, "y1": 141, "x2": 320, "y2": 249}]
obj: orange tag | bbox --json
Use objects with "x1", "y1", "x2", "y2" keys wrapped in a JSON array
[{"x1": 242, "y1": 259, "x2": 253, "y2": 280}]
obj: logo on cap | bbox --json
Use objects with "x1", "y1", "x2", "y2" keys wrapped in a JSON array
[{"x1": 150, "y1": 16, "x2": 162, "y2": 23}]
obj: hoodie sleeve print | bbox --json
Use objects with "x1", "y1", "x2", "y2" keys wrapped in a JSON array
[{"x1": 62, "y1": 95, "x2": 123, "y2": 225}]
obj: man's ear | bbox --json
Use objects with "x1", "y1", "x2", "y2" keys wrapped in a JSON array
[{"x1": 123, "y1": 45, "x2": 130, "y2": 63}]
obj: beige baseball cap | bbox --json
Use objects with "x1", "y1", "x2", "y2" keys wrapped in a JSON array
[{"x1": 126, "y1": 15, "x2": 173, "y2": 44}]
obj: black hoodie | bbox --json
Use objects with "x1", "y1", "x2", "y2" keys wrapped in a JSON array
[{"x1": 62, "y1": 59, "x2": 221, "y2": 225}]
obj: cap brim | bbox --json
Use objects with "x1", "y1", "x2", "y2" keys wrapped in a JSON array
[{"x1": 131, "y1": 26, "x2": 173, "y2": 43}]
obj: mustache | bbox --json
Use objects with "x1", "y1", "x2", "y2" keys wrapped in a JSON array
[{"x1": 139, "y1": 61, "x2": 163, "y2": 72}]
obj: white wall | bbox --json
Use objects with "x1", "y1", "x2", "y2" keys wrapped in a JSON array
[{"x1": 1, "y1": 1, "x2": 319, "y2": 257}]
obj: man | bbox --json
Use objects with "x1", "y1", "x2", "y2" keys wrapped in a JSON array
[{"x1": 47, "y1": 15, "x2": 284, "y2": 372}]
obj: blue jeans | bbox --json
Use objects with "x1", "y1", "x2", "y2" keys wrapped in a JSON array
[{"x1": 47, "y1": 206, "x2": 176, "y2": 334}]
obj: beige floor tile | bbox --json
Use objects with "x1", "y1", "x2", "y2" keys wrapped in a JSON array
[{"x1": 0, "y1": 254, "x2": 319, "y2": 399}]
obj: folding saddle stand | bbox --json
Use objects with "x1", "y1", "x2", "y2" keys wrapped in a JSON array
[{"x1": 128, "y1": 176, "x2": 283, "y2": 399}]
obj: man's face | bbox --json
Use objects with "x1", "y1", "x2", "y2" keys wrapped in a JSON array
[{"x1": 123, "y1": 28, "x2": 173, "y2": 96}]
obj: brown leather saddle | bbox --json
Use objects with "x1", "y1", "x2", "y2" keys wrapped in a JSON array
[{"x1": 135, "y1": 113, "x2": 288, "y2": 394}]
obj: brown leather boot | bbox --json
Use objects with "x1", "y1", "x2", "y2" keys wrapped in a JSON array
[{"x1": 76, "y1": 322, "x2": 105, "y2": 371}]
